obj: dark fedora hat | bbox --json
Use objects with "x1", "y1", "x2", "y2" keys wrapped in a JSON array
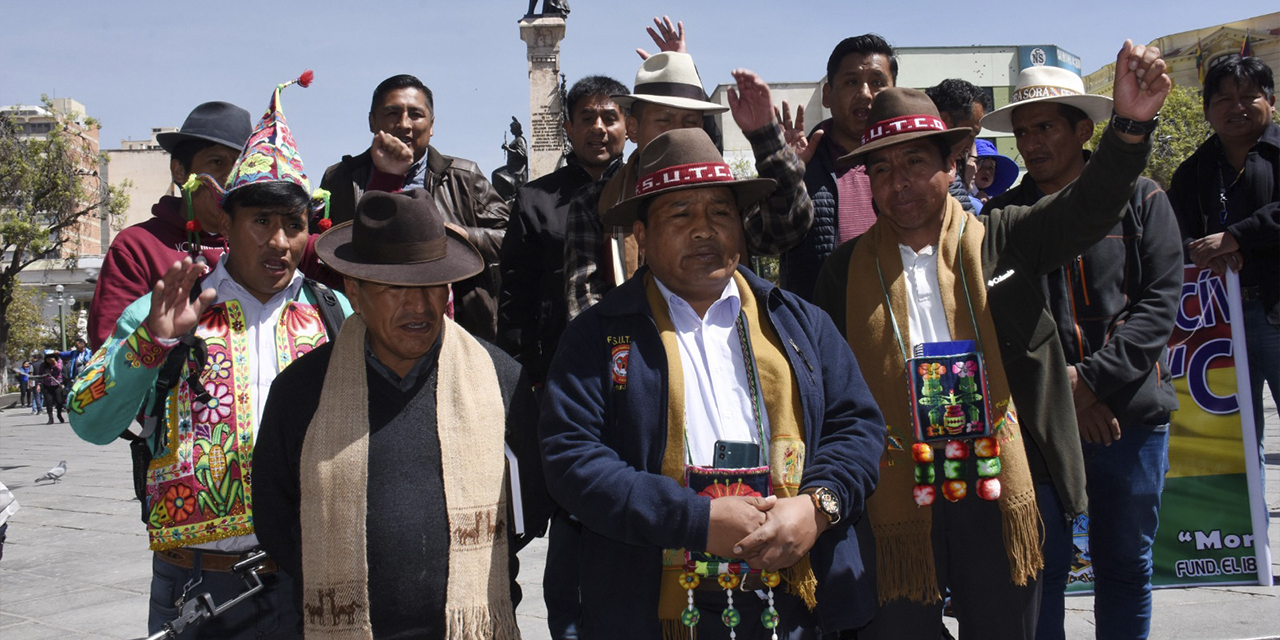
[
  {"x1": 315, "y1": 189, "x2": 483, "y2": 287},
  {"x1": 601, "y1": 128, "x2": 776, "y2": 226},
  {"x1": 156, "y1": 101, "x2": 253, "y2": 155},
  {"x1": 838, "y1": 87, "x2": 972, "y2": 167}
]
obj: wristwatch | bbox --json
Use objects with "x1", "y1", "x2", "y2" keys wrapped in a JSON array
[
  {"x1": 1110, "y1": 111, "x2": 1160, "y2": 138},
  {"x1": 801, "y1": 486, "x2": 841, "y2": 525}
]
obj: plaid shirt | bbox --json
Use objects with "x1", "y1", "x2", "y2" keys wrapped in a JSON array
[{"x1": 564, "y1": 123, "x2": 812, "y2": 320}]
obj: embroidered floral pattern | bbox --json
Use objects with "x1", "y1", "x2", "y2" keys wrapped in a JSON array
[
  {"x1": 194, "y1": 382, "x2": 233, "y2": 425},
  {"x1": 164, "y1": 484, "x2": 196, "y2": 523},
  {"x1": 203, "y1": 351, "x2": 232, "y2": 382}
]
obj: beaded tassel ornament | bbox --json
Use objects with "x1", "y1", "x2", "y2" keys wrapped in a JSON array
[{"x1": 678, "y1": 568, "x2": 783, "y2": 639}]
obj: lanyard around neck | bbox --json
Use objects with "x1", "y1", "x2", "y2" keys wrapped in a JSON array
[{"x1": 873, "y1": 214, "x2": 984, "y2": 363}]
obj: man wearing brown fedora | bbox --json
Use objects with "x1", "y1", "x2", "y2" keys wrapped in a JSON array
[
  {"x1": 564, "y1": 37, "x2": 812, "y2": 320},
  {"x1": 253, "y1": 189, "x2": 549, "y2": 639},
  {"x1": 812, "y1": 40, "x2": 1172, "y2": 638},
  {"x1": 542, "y1": 127, "x2": 886, "y2": 638},
  {"x1": 983, "y1": 64, "x2": 1182, "y2": 640}
]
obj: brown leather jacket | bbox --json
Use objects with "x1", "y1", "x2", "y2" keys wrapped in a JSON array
[{"x1": 319, "y1": 146, "x2": 510, "y2": 341}]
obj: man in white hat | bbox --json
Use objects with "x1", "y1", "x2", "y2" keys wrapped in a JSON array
[
  {"x1": 983, "y1": 63, "x2": 1182, "y2": 640},
  {"x1": 812, "y1": 40, "x2": 1172, "y2": 639},
  {"x1": 564, "y1": 20, "x2": 812, "y2": 320}
]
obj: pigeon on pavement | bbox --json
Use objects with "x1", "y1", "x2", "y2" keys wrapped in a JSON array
[{"x1": 35, "y1": 461, "x2": 66, "y2": 483}]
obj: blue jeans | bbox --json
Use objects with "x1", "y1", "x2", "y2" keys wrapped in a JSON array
[
  {"x1": 150, "y1": 552, "x2": 300, "y2": 639},
  {"x1": 31, "y1": 387, "x2": 43, "y2": 413},
  {"x1": 1037, "y1": 425, "x2": 1169, "y2": 640},
  {"x1": 1243, "y1": 299, "x2": 1279, "y2": 489}
]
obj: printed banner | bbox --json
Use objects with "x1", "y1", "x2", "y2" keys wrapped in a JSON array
[{"x1": 1066, "y1": 266, "x2": 1272, "y2": 592}]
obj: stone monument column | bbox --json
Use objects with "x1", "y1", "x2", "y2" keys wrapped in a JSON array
[{"x1": 519, "y1": 15, "x2": 567, "y2": 181}]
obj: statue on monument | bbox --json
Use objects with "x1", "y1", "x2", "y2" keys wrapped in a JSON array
[
  {"x1": 524, "y1": 0, "x2": 569, "y2": 18},
  {"x1": 492, "y1": 117, "x2": 529, "y2": 203}
]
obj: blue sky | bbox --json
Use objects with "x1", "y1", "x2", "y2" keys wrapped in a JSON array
[{"x1": 1, "y1": 1, "x2": 1268, "y2": 181}]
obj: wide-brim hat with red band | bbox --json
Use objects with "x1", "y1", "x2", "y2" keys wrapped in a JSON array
[
  {"x1": 980, "y1": 65, "x2": 1112, "y2": 133},
  {"x1": 316, "y1": 189, "x2": 483, "y2": 287},
  {"x1": 601, "y1": 127, "x2": 776, "y2": 226},
  {"x1": 611, "y1": 52, "x2": 728, "y2": 114},
  {"x1": 838, "y1": 87, "x2": 973, "y2": 167}
]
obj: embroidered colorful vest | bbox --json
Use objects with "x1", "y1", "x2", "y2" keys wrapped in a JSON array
[{"x1": 145, "y1": 299, "x2": 329, "y2": 550}]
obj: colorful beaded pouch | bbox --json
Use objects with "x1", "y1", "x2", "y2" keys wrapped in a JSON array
[{"x1": 876, "y1": 215, "x2": 1002, "y2": 506}]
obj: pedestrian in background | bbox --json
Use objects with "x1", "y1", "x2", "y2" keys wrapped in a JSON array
[{"x1": 36, "y1": 352, "x2": 64, "y2": 424}]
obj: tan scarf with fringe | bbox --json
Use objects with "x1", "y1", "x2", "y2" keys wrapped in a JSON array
[
  {"x1": 845, "y1": 199, "x2": 1041, "y2": 605},
  {"x1": 647, "y1": 272, "x2": 819, "y2": 639},
  {"x1": 299, "y1": 314, "x2": 519, "y2": 639}
]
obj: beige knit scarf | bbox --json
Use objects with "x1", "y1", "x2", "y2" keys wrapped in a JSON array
[
  {"x1": 299, "y1": 314, "x2": 519, "y2": 639},
  {"x1": 845, "y1": 199, "x2": 1042, "y2": 604}
]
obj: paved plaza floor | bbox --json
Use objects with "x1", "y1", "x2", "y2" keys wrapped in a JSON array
[{"x1": 1, "y1": 390, "x2": 1277, "y2": 639}]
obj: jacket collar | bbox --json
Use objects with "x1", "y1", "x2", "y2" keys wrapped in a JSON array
[{"x1": 594, "y1": 265, "x2": 778, "y2": 320}]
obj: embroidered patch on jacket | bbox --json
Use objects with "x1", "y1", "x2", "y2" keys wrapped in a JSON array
[{"x1": 608, "y1": 336, "x2": 630, "y2": 389}]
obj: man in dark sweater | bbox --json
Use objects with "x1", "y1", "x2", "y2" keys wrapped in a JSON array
[
  {"x1": 983, "y1": 63, "x2": 1182, "y2": 640},
  {"x1": 253, "y1": 190, "x2": 549, "y2": 638}
]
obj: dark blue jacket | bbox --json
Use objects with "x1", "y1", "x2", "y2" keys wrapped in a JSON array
[{"x1": 539, "y1": 265, "x2": 886, "y2": 636}]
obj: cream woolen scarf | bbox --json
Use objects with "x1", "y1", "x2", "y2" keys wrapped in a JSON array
[
  {"x1": 299, "y1": 314, "x2": 519, "y2": 639},
  {"x1": 844, "y1": 199, "x2": 1042, "y2": 604}
]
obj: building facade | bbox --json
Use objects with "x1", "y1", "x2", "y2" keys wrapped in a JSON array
[{"x1": 1083, "y1": 12, "x2": 1279, "y2": 96}]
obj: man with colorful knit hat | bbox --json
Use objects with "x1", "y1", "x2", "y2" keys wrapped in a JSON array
[
  {"x1": 542, "y1": 127, "x2": 886, "y2": 638},
  {"x1": 69, "y1": 72, "x2": 350, "y2": 640},
  {"x1": 812, "y1": 40, "x2": 1171, "y2": 638}
]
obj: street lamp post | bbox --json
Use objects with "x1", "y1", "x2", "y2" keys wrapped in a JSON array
[{"x1": 49, "y1": 285, "x2": 75, "y2": 351}]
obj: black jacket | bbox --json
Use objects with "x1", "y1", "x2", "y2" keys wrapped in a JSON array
[
  {"x1": 1168, "y1": 122, "x2": 1280, "y2": 310},
  {"x1": 497, "y1": 157, "x2": 609, "y2": 383},
  {"x1": 988, "y1": 156, "x2": 1181, "y2": 427}
]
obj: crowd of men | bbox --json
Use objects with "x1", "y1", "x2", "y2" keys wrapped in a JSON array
[{"x1": 53, "y1": 13, "x2": 1277, "y2": 640}]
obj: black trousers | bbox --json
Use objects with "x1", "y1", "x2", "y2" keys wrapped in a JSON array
[
  {"x1": 853, "y1": 493, "x2": 1042, "y2": 640},
  {"x1": 42, "y1": 386, "x2": 63, "y2": 419}
]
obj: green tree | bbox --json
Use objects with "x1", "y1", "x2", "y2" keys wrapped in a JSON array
[
  {"x1": 0, "y1": 97, "x2": 128, "y2": 387},
  {"x1": 1088, "y1": 84, "x2": 1212, "y2": 189},
  {"x1": 4, "y1": 281, "x2": 53, "y2": 363}
]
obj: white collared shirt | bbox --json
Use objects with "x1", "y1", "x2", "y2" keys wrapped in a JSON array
[
  {"x1": 653, "y1": 277, "x2": 770, "y2": 468},
  {"x1": 194, "y1": 259, "x2": 304, "y2": 552},
  {"x1": 899, "y1": 244, "x2": 952, "y2": 349},
  {"x1": 200, "y1": 259, "x2": 305, "y2": 439}
]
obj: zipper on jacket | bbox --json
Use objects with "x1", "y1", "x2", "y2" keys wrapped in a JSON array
[
  {"x1": 788, "y1": 338, "x2": 815, "y2": 373},
  {"x1": 1064, "y1": 266, "x2": 1086, "y2": 362}
]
